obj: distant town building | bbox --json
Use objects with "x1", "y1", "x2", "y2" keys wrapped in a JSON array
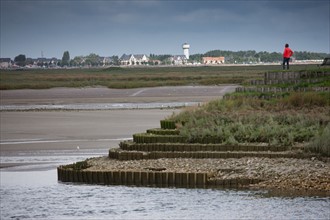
[
  {"x1": 100, "y1": 57, "x2": 113, "y2": 66},
  {"x1": 202, "y1": 56, "x2": 225, "y2": 64},
  {"x1": 27, "y1": 57, "x2": 60, "y2": 67},
  {"x1": 149, "y1": 59, "x2": 161, "y2": 65},
  {"x1": 120, "y1": 54, "x2": 149, "y2": 65},
  {"x1": 170, "y1": 55, "x2": 188, "y2": 65},
  {"x1": 0, "y1": 58, "x2": 13, "y2": 68}
]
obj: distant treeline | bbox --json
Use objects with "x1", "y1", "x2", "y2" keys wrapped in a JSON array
[
  {"x1": 151, "y1": 50, "x2": 329, "y2": 64},
  {"x1": 190, "y1": 50, "x2": 329, "y2": 64}
]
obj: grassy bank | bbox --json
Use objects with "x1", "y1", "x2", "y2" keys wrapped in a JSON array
[
  {"x1": 167, "y1": 68, "x2": 330, "y2": 156},
  {"x1": 169, "y1": 93, "x2": 329, "y2": 147},
  {"x1": 0, "y1": 64, "x2": 319, "y2": 90}
]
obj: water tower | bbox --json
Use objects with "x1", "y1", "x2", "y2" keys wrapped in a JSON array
[{"x1": 182, "y1": 43, "x2": 190, "y2": 59}]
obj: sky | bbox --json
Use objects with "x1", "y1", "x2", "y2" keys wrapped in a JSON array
[{"x1": 1, "y1": 0, "x2": 329, "y2": 59}]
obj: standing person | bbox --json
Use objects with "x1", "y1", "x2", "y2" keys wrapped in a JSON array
[{"x1": 283, "y1": 43, "x2": 293, "y2": 69}]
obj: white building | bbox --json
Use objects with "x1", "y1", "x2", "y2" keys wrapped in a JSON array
[
  {"x1": 120, "y1": 54, "x2": 149, "y2": 65},
  {"x1": 182, "y1": 43, "x2": 190, "y2": 59},
  {"x1": 169, "y1": 55, "x2": 188, "y2": 65},
  {"x1": 0, "y1": 58, "x2": 13, "y2": 68}
]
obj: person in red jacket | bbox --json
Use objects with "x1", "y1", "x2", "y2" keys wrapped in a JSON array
[{"x1": 283, "y1": 43, "x2": 294, "y2": 69}]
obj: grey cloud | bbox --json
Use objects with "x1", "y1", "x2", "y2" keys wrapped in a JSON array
[{"x1": 172, "y1": 8, "x2": 245, "y2": 24}]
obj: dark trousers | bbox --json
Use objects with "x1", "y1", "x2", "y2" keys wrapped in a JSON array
[{"x1": 283, "y1": 57, "x2": 290, "y2": 69}]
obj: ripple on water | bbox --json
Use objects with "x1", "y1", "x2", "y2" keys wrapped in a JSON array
[{"x1": 1, "y1": 170, "x2": 329, "y2": 219}]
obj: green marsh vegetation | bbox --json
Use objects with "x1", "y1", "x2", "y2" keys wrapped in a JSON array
[
  {"x1": 0, "y1": 64, "x2": 319, "y2": 90},
  {"x1": 63, "y1": 160, "x2": 90, "y2": 170},
  {"x1": 167, "y1": 67, "x2": 330, "y2": 156},
  {"x1": 169, "y1": 93, "x2": 329, "y2": 149}
]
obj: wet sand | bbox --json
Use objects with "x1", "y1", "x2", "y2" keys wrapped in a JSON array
[
  {"x1": 0, "y1": 110, "x2": 179, "y2": 153},
  {"x1": 0, "y1": 86, "x2": 235, "y2": 169},
  {"x1": 1, "y1": 85, "x2": 237, "y2": 153},
  {"x1": 0, "y1": 85, "x2": 236, "y2": 155}
]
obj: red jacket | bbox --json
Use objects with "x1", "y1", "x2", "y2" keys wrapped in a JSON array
[{"x1": 283, "y1": 47, "x2": 293, "y2": 58}]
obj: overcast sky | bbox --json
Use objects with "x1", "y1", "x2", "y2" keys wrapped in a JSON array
[{"x1": 1, "y1": 0, "x2": 329, "y2": 59}]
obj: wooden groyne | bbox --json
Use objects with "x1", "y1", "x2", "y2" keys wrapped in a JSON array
[
  {"x1": 57, "y1": 167, "x2": 263, "y2": 188},
  {"x1": 226, "y1": 70, "x2": 330, "y2": 100},
  {"x1": 249, "y1": 71, "x2": 330, "y2": 86},
  {"x1": 57, "y1": 118, "x2": 309, "y2": 187},
  {"x1": 57, "y1": 168, "x2": 208, "y2": 187}
]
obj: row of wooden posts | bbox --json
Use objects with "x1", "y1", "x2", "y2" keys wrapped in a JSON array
[
  {"x1": 264, "y1": 71, "x2": 329, "y2": 80},
  {"x1": 119, "y1": 141, "x2": 287, "y2": 152},
  {"x1": 57, "y1": 167, "x2": 263, "y2": 188},
  {"x1": 248, "y1": 71, "x2": 329, "y2": 86},
  {"x1": 236, "y1": 86, "x2": 329, "y2": 93},
  {"x1": 108, "y1": 150, "x2": 308, "y2": 161},
  {"x1": 250, "y1": 78, "x2": 325, "y2": 86}
]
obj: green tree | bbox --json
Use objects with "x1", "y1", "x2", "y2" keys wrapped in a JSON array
[
  {"x1": 111, "y1": 56, "x2": 119, "y2": 65},
  {"x1": 85, "y1": 53, "x2": 100, "y2": 66},
  {"x1": 61, "y1": 51, "x2": 70, "y2": 66},
  {"x1": 71, "y1": 56, "x2": 85, "y2": 66},
  {"x1": 189, "y1": 53, "x2": 203, "y2": 63},
  {"x1": 14, "y1": 54, "x2": 26, "y2": 66}
]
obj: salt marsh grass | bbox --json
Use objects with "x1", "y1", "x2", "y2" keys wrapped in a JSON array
[{"x1": 0, "y1": 65, "x2": 318, "y2": 90}]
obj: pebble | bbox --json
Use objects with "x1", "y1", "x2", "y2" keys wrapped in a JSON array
[{"x1": 86, "y1": 157, "x2": 330, "y2": 191}]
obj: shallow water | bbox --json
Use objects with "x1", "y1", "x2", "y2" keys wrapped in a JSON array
[{"x1": 1, "y1": 153, "x2": 330, "y2": 220}]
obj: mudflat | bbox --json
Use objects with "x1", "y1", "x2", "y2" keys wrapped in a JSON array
[
  {"x1": 0, "y1": 85, "x2": 237, "y2": 105},
  {"x1": 0, "y1": 85, "x2": 231, "y2": 170},
  {"x1": 1, "y1": 86, "x2": 238, "y2": 152},
  {"x1": 0, "y1": 110, "x2": 180, "y2": 152}
]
